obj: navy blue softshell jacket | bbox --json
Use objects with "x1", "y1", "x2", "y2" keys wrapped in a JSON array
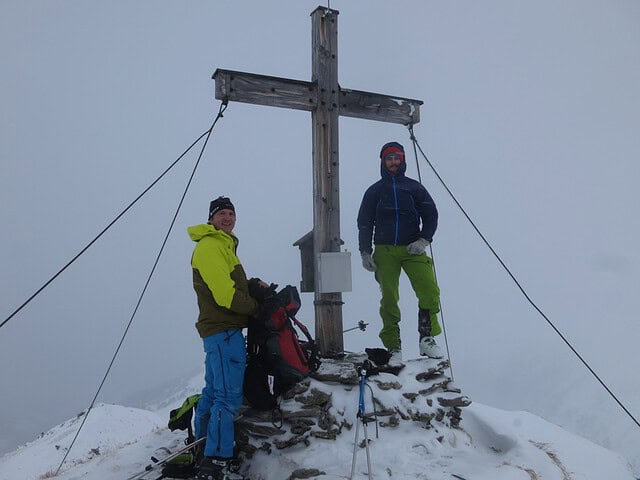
[{"x1": 357, "y1": 160, "x2": 438, "y2": 254}]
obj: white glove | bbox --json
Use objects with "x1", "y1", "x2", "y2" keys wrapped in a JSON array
[
  {"x1": 407, "y1": 238, "x2": 430, "y2": 255},
  {"x1": 361, "y1": 252, "x2": 377, "y2": 272}
]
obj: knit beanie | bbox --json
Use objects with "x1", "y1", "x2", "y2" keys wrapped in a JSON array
[
  {"x1": 208, "y1": 196, "x2": 235, "y2": 219},
  {"x1": 379, "y1": 142, "x2": 405, "y2": 161}
]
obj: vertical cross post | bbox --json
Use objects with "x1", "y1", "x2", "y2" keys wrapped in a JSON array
[{"x1": 311, "y1": 8, "x2": 343, "y2": 355}]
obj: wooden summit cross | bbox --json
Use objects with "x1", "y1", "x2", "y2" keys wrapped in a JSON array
[{"x1": 213, "y1": 6, "x2": 422, "y2": 355}]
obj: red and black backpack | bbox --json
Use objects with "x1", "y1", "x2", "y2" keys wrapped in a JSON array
[{"x1": 244, "y1": 285, "x2": 320, "y2": 411}]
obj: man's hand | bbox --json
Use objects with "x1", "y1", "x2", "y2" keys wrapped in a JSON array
[
  {"x1": 361, "y1": 252, "x2": 377, "y2": 272},
  {"x1": 407, "y1": 238, "x2": 430, "y2": 255},
  {"x1": 248, "y1": 278, "x2": 277, "y2": 301}
]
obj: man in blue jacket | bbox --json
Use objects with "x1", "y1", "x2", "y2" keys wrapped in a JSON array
[{"x1": 357, "y1": 141, "x2": 443, "y2": 364}]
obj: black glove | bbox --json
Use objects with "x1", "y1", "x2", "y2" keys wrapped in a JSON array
[{"x1": 248, "y1": 278, "x2": 278, "y2": 301}]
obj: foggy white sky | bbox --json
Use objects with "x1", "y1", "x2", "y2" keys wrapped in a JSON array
[{"x1": 1, "y1": 0, "x2": 639, "y2": 469}]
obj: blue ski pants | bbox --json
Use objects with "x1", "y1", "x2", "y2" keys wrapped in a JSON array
[{"x1": 194, "y1": 329, "x2": 246, "y2": 459}]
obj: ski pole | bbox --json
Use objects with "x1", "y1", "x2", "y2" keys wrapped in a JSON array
[
  {"x1": 343, "y1": 320, "x2": 368, "y2": 334},
  {"x1": 349, "y1": 360, "x2": 374, "y2": 480}
]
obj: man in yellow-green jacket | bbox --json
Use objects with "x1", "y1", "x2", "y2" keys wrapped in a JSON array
[{"x1": 188, "y1": 196, "x2": 273, "y2": 480}]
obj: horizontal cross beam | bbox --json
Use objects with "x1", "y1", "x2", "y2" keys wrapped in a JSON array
[
  {"x1": 339, "y1": 88, "x2": 422, "y2": 125},
  {"x1": 213, "y1": 69, "x2": 423, "y2": 125},
  {"x1": 213, "y1": 69, "x2": 316, "y2": 112}
]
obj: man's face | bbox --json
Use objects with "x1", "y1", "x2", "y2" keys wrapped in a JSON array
[
  {"x1": 209, "y1": 208, "x2": 236, "y2": 234},
  {"x1": 383, "y1": 153, "x2": 403, "y2": 176}
]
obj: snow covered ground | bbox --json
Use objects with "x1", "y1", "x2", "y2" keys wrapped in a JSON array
[{"x1": 1, "y1": 359, "x2": 636, "y2": 480}]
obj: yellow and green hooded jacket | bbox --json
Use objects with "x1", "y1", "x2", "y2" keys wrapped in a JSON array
[{"x1": 188, "y1": 224, "x2": 258, "y2": 338}]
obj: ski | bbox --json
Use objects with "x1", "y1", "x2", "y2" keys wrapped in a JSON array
[{"x1": 125, "y1": 436, "x2": 206, "y2": 480}]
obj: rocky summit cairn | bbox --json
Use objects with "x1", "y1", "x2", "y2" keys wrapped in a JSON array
[{"x1": 235, "y1": 352, "x2": 470, "y2": 479}]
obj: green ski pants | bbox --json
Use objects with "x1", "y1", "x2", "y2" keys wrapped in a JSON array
[{"x1": 373, "y1": 245, "x2": 441, "y2": 351}]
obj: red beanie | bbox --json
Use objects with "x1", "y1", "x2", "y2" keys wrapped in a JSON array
[{"x1": 380, "y1": 142, "x2": 405, "y2": 161}]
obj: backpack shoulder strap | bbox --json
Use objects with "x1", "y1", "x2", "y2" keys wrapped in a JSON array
[
  {"x1": 288, "y1": 314, "x2": 321, "y2": 372},
  {"x1": 289, "y1": 315, "x2": 314, "y2": 343}
]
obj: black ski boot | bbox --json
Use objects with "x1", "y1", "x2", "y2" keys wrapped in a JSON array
[
  {"x1": 418, "y1": 308, "x2": 432, "y2": 339},
  {"x1": 197, "y1": 457, "x2": 227, "y2": 480},
  {"x1": 197, "y1": 456, "x2": 245, "y2": 480},
  {"x1": 418, "y1": 308, "x2": 443, "y2": 358}
]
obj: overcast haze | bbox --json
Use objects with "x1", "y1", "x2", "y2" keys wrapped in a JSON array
[{"x1": 1, "y1": 0, "x2": 639, "y2": 472}]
